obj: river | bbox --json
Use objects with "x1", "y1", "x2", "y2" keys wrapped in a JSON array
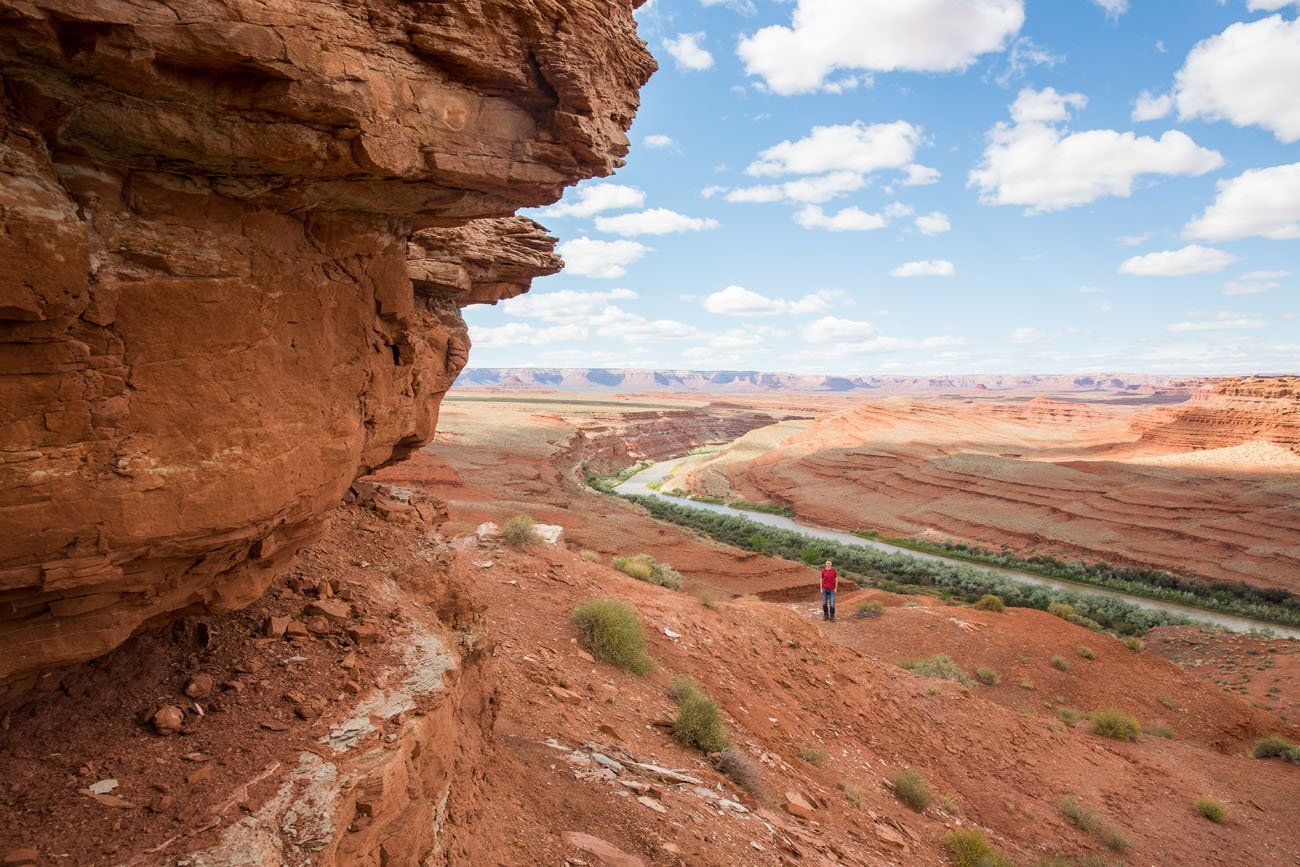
[{"x1": 615, "y1": 456, "x2": 1300, "y2": 639}]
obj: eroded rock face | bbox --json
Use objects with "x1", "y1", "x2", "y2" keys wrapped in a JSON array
[
  {"x1": 0, "y1": 0, "x2": 654, "y2": 698},
  {"x1": 1133, "y1": 377, "x2": 1300, "y2": 452}
]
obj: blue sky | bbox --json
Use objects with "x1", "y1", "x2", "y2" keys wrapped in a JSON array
[{"x1": 464, "y1": 0, "x2": 1299, "y2": 375}]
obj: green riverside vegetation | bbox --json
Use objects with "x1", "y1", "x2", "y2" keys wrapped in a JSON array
[{"x1": 621, "y1": 494, "x2": 1195, "y2": 636}]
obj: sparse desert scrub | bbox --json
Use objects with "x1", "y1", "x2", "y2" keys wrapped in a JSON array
[
  {"x1": 1090, "y1": 709, "x2": 1141, "y2": 741},
  {"x1": 1100, "y1": 825, "x2": 1130, "y2": 852},
  {"x1": 1252, "y1": 735, "x2": 1300, "y2": 763},
  {"x1": 900, "y1": 654, "x2": 974, "y2": 688},
  {"x1": 1059, "y1": 796, "x2": 1129, "y2": 851},
  {"x1": 612, "y1": 553, "x2": 683, "y2": 590},
  {"x1": 942, "y1": 829, "x2": 1011, "y2": 867},
  {"x1": 1058, "y1": 707, "x2": 1082, "y2": 726},
  {"x1": 695, "y1": 588, "x2": 722, "y2": 609},
  {"x1": 799, "y1": 746, "x2": 829, "y2": 767},
  {"x1": 973, "y1": 593, "x2": 1006, "y2": 612},
  {"x1": 500, "y1": 513, "x2": 540, "y2": 548},
  {"x1": 892, "y1": 770, "x2": 932, "y2": 812},
  {"x1": 1076, "y1": 645, "x2": 1095, "y2": 659},
  {"x1": 840, "y1": 781, "x2": 867, "y2": 809},
  {"x1": 1051, "y1": 654, "x2": 1071, "y2": 672},
  {"x1": 977, "y1": 667, "x2": 1000, "y2": 685},
  {"x1": 671, "y1": 677, "x2": 731, "y2": 753},
  {"x1": 1195, "y1": 798, "x2": 1227, "y2": 823},
  {"x1": 855, "y1": 600, "x2": 884, "y2": 619},
  {"x1": 570, "y1": 600, "x2": 653, "y2": 675},
  {"x1": 1122, "y1": 636, "x2": 1144, "y2": 652},
  {"x1": 716, "y1": 747, "x2": 764, "y2": 799},
  {"x1": 1146, "y1": 723, "x2": 1174, "y2": 739},
  {"x1": 579, "y1": 549, "x2": 601, "y2": 562}
]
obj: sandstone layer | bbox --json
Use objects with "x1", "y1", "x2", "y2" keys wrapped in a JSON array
[
  {"x1": 0, "y1": 0, "x2": 654, "y2": 699},
  {"x1": 681, "y1": 390, "x2": 1300, "y2": 591}
]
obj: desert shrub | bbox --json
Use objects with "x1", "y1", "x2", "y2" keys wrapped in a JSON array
[
  {"x1": 1122, "y1": 636, "x2": 1144, "y2": 652},
  {"x1": 799, "y1": 746, "x2": 829, "y2": 767},
  {"x1": 973, "y1": 594, "x2": 1006, "y2": 612},
  {"x1": 741, "y1": 593, "x2": 760, "y2": 602},
  {"x1": 579, "y1": 549, "x2": 601, "y2": 562},
  {"x1": 1033, "y1": 856, "x2": 1120, "y2": 867},
  {"x1": 1195, "y1": 798, "x2": 1227, "y2": 823},
  {"x1": 1048, "y1": 602, "x2": 1076, "y2": 620},
  {"x1": 1059, "y1": 707, "x2": 1082, "y2": 726},
  {"x1": 1058, "y1": 796, "x2": 1102, "y2": 833},
  {"x1": 1091, "y1": 708, "x2": 1140, "y2": 741},
  {"x1": 942, "y1": 829, "x2": 1012, "y2": 867},
  {"x1": 1077, "y1": 645, "x2": 1096, "y2": 659},
  {"x1": 840, "y1": 781, "x2": 867, "y2": 809},
  {"x1": 695, "y1": 588, "x2": 722, "y2": 610},
  {"x1": 977, "y1": 667, "x2": 1001, "y2": 685},
  {"x1": 856, "y1": 600, "x2": 884, "y2": 619},
  {"x1": 1019, "y1": 678, "x2": 1036, "y2": 691},
  {"x1": 900, "y1": 654, "x2": 974, "y2": 688},
  {"x1": 611, "y1": 554, "x2": 682, "y2": 590},
  {"x1": 570, "y1": 600, "x2": 653, "y2": 675},
  {"x1": 1101, "y1": 825, "x2": 1130, "y2": 852},
  {"x1": 892, "y1": 770, "x2": 932, "y2": 812},
  {"x1": 1252, "y1": 735, "x2": 1300, "y2": 763},
  {"x1": 1146, "y1": 723, "x2": 1174, "y2": 739},
  {"x1": 716, "y1": 747, "x2": 764, "y2": 798},
  {"x1": 671, "y1": 679, "x2": 731, "y2": 753},
  {"x1": 1051, "y1": 654, "x2": 1071, "y2": 672},
  {"x1": 500, "y1": 513, "x2": 540, "y2": 548}
]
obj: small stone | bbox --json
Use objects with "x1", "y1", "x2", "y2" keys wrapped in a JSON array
[
  {"x1": 343, "y1": 680, "x2": 361, "y2": 695},
  {"x1": 783, "y1": 791, "x2": 816, "y2": 820},
  {"x1": 186, "y1": 765, "x2": 213, "y2": 784},
  {"x1": 636, "y1": 795, "x2": 668, "y2": 814},
  {"x1": 151, "y1": 705, "x2": 184, "y2": 734},
  {"x1": 3, "y1": 848, "x2": 39, "y2": 865},
  {"x1": 576, "y1": 649, "x2": 595, "y2": 664},
  {"x1": 340, "y1": 651, "x2": 358, "y2": 670},
  {"x1": 285, "y1": 620, "x2": 310, "y2": 639},
  {"x1": 181, "y1": 752, "x2": 210, "y2": 763},
  {"x1": 597, "y1": 723, "x2": 623, "y2": 741},
  {"x1": 296, "y1": 697, "x2": 327, "y2": 719},
  {"x1": 88, "y1": 779, "x2": 118, "y2": 795},
  {"x1": 222, "y1": 679, "x2": 244, "y2": 693},
  {"x1": 548, "y1": 685, "x2": 583, "y2": 705},
  {"x1": 149, "y1": 795, "x2": 175, "y2": 813},
  {"x1": 260, "y1": 720, "x2": 289, "y2": 732},
  {"x1": 304, "y1": 599, "x2": 351, "y2": 623},
  {"x1": 304, "y1": 615, "x2": 332, "y2": 634},
  {"x1": 315, "y1": 580, "x2": 333, "y2": 598},
  {"x1": 263, "y1": 616, "x2": 290, "y2": 638},
  {"x1": 564, "y1": 832, "x2": 644, "y2": 867},
  {"x1": 184, "y1": 674, "x2": 214, "y2": 699},
  {"x1": 235, "y1": 657, "x2": 265, "y2": 674},
  {"x1": 348, "y1": 623, "x2": 380, "y2": 644}
]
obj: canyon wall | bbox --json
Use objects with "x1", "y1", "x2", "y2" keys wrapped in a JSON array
[
  {"x1": 0, "y1": 0, "x2": 654, "y2": 699},
  {"x1": 1132, "y1": 376, "x2": 1300, "y2": 453}
]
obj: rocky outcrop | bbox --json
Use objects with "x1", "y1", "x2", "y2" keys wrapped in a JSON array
[
  {"x1": 1133, "y1": 376, "x2": 1300, "y2": 453},
  {"x1": 0, "y1": 0, "x2": 654, "y2": 700}
]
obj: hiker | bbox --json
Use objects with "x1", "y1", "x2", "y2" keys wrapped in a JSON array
[{"x1": 820, "y1": 560, "x2": 838, "y2": 622}]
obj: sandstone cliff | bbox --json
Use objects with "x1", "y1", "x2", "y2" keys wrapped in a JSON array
[
  {"x1": 0, "y1": 0, "x2": 654, "y2": 700},
  {"x1": 1132, "y1": 376, "x2": 1300, "y2": 453}
]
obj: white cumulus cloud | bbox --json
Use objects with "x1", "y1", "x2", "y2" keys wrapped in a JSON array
[
  {"x1": 1168, "y1": 311, "x2": 1271, "y2": 333},
  {"x1": 890, "y1": 260, "x2": 956, "y2": 277},
  {"x1": 1131, "y1": 90, "x2": 1173, "y2": 122},
  {"x1": 1223, "y1": 270, "x2": 1289, "y2": 296},
  {"x1": 502, "y1": 288, "x2": 638, "y2": 323},
  {"x1": 970, "y1": 87, "x2": 1223, "y2": 213},
  {"x1": 540, "y1": 183, "x2": 645, "y2": 218},
  {"x1": 915, "y1": 212, "x2": 951, "y2": 235},
  {"x1": 737, "y1": 0, "x2": 1025, "y2": 95},
  {"x1": 725, "y1": 171, "x2": 868, "y2": 204},
  {"x1": 664, "y1": 32, "x2": 714, "y2": 71},
  {"x1": 1091, "y1": 0, "x2": 1128, "y2": 17},
  {"x1": 747, "y1": 120, "x2": 925, "y2": 177},
  {"x1": 1118, "y1": 245, "x2": 1236, "y2": 277},
  {"x1": 558, "y1": 238, "x2": 650, "y2": 279},
  {"x1": 594, "y1": 208, "x2": 721, "y2": 237},
  {"x1": 644, "y1": 134, "x2": 677, "y2": 150},
  {"x1": 1173, "y1": 15, "x2": 1300, "y2": 142},
  {"x1": 702, "y1": 285, "x2": 846, "y2": 317},
  {"x1": 472, "y1": 322, "x2": 587, "y2": 348},
  {"x1": 794, "y1": 205, "x2": 888, "y2": 231},
  {"x1": 1184, "y1": 163, "x2": 1300, "y2": 241}
]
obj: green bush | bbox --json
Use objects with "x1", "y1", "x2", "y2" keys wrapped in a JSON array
[
  {"x1": 611, "y1": 553, "x2": 683, "y2": 590},
  {"x1": 1051, "y1": 654, "x2": 1071, "y2": 672},
  {"x1": 900, "y1": 654, "x2": 974, "y2": 688},
  {"x1": 671, "y1": 678, "x2": 730, "y2": 753},
  {"x1": 570, "y1": 600, "x2": 653, "y2": 675},
  {"x1": 977, "y1": 667, "x2": 1000, "y2": 685},
  {"x1": 892, "y1": 770, "x2": 932, "y2": 812},
  {"x1": 1048, "y1": 602, "x2": 1076, "y2": 620},
  {"x1": 500, "y1": 514, "x2": 540, "y2": 548},
  {"x1": 1252, "y1": 735, "x2": 1300, "y2": 763},
  {"x1": 799, "y1": 746, "x2": 829, "y2": 767},
  {"x1": 1058, "y1": 796, "x2": 1101, "y2": 833},
  {"x1": 1091, "y1": 709, "x2": 1141, "y2": 741},
  {"x1": 579, "y1": 549, "x2": 601, "y2": 562},
  {"x1": 1122, "y1": 636, "x2": 1144, "y2": 652},
  {"x1": 973, "y1": 594, "x2": 1006, "y2": 612},
  {"x1": 942, "y1": 829, "x2": 1011, "y2": 867},
  {"x1": 1077, "y1": 645, "x2": 1096, "y2": 660},
  {"x1": 1195, "y1": 798, "x2": 1227, "y2": 823},
  {"x1": 855, "y1": 600, "x2": 884, "y2": 619}
]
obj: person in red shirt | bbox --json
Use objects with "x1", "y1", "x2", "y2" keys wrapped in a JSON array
[{"x1": 820, "y1": 560, "x2": 838, "y2": 622}]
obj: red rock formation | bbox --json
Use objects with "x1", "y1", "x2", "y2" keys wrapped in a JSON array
[
  {"x1": 0, "y1": 0, "x2": 654, "y2": 699},
  {"x1": 1133, "y1": 376, "x2": 1300, "y2": 452}
]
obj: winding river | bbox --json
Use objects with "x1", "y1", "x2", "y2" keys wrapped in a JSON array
[{"x1": 615, "y1": 456, "x2": 1300, "y2": 639}]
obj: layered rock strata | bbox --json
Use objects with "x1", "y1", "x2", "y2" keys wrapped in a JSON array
[{"x1": 0, "y1": 0, "x2": 654, "y2": 698}]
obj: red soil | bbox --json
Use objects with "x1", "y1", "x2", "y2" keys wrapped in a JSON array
[{"x1": 1147, "y1": 626, "x2": 1300, "y2": 726}]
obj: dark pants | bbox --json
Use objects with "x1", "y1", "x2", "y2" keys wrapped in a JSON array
[{"x1": 821, "y1": 588, "x2": 836, "y2": 621}]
